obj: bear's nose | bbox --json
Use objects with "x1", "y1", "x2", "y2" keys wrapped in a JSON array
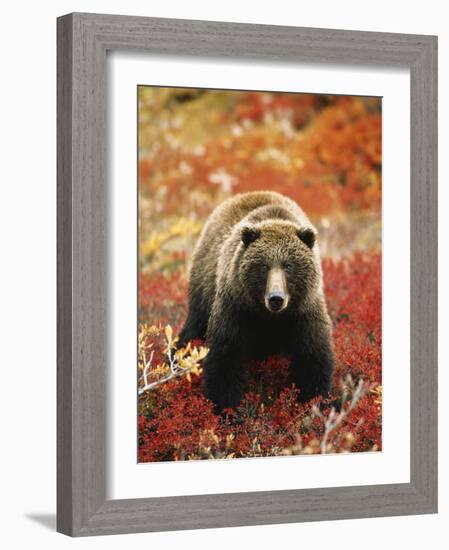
[{"x1": 268, "y1": 292, "x2": 285, "y2": 311}]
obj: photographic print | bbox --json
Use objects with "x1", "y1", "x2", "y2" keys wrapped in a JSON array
[{"x1": 137, "y1": 87, "x2": 382, "y2": 462}]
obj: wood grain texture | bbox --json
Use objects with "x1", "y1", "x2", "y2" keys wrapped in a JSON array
[
  {"x1": 57, "y1": 12, "x2": 438, "y2": 537},
  {"x1": 409, "y1": 36, "x2": 438, "y2": 507},
  {"x1": 57, "y1": 13, "x2": 74, "y2": 536}
]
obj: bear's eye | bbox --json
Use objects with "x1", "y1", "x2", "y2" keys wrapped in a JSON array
[{"x1": 284, "y1": 262, "x2": 293, "y2": 271}]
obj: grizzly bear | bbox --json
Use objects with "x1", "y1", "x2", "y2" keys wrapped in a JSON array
[{"x1": 178, "y1": 191, "x2": 334, "y2": 412}]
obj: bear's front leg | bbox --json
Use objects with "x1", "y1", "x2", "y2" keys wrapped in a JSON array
[
  {"x1": 289, "y1": 311, "x2": 335, "y2": 403},
  {"x1": 177, "y1": 289, "x2": 209, "y2": 347},
  {"x1": 203, "y1": 347, "x2": 243, "y2": 413},
  {"x1": 203, "y1": 300, "x2": 244, "y2": 413}
]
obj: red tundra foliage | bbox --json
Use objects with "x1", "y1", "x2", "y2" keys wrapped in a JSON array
[
  {"x1": 138, "y1": 252, "x2": 382, "y2": 461},
  {"x1": 139, "y1": 93, "x2": 381, "y2": 217}
]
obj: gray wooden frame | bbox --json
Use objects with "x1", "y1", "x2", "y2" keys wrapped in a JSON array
[{"x1": 57, "y1": 12, "x2": 438, "y2": 537}]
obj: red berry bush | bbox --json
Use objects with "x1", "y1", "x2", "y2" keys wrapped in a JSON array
[{"x1": 138, "y1": 252, "x2": 381, "y2": 461}]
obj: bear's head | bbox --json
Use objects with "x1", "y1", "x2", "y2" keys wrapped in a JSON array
[{"x1": 238, "y1": 221, "x2": 319, "y2": 314}]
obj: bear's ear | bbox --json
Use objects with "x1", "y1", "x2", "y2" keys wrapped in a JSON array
[
  {"x1": 241, "y1": 226, "x2": 261, "y2": 247},
  {"x1": 297, "y1": 227, "x2": 316, "y2": 249}
]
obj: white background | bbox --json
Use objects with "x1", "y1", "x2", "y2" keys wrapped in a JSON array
[
  {"x1": 109, "y1": 55, "x2": 410, "y2": 499},
  {"x1": 0, "y1": 1, "x2": 445, "y2": 548}
]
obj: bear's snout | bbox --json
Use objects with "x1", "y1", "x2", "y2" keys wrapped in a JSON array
[
  {"x1": 265, "y1": 267, "x2": 289, "y2": 313},
  {"x1": 268, "y1": 292, "x2": 285, "y2": 311}
]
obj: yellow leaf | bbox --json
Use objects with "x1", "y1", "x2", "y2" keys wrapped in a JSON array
[{"x1": 164, "y1": 324, "x2": 173, "y2": 343}]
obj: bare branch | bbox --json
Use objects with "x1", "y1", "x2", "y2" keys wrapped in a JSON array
[
  {"x1": 319, "y1": 378, "x2": 365, "y2": 454},
  {"x1": 138, "y1": 324, "x2": 208, "y2": 394}
]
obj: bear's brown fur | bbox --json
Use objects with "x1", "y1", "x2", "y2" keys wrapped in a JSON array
[{"x1": 179, "y1": 191, "x2": 334, "y2": 411}]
